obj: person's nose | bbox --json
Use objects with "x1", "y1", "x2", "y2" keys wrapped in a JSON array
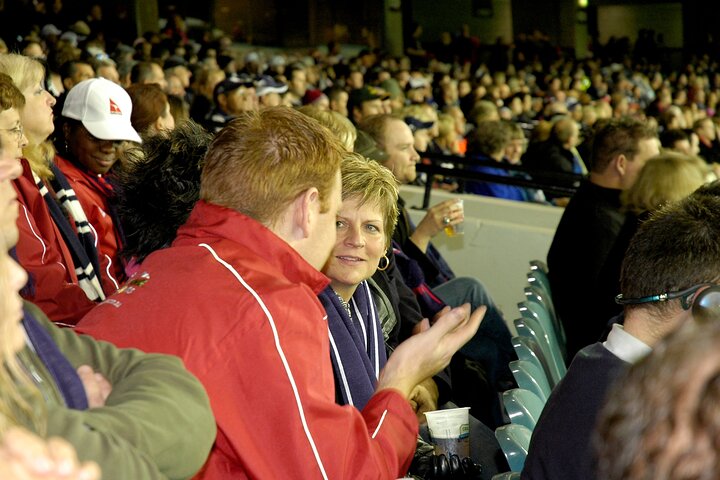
[
  {"x1": 410, "y1": 146, "x2": 420, "y2": 163},
  {"x1": 344, "y1": 224, "x2": 365, "y2": 248}
]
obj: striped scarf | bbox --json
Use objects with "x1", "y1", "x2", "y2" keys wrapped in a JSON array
[
  {"x1": 319, "y1": 281, "x2": 387, "y2": 410},
  {"x1": 33, "y1": 165, "x2": 105, "y2": 302}
]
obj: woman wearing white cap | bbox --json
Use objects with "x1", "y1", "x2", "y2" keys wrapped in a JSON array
[
  {"x1": 55, "y1": 78, "x2": 141, "y2": 295},
  {"x1": 0, "y1": 53, "x2": 112, "y2": 325}
]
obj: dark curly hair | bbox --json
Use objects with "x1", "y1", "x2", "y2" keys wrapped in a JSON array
[{"x1": 113, "y1": 120, "x2": 212, "y2": 263}]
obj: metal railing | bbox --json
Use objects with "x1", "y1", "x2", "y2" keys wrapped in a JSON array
[{"x1": 414, "y1": 152, "x2": 584, "y2": 209}]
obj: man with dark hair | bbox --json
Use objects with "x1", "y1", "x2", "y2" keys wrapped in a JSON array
[
  {"x1": 523, "y1": 189, "x2": 720, "y2": 480},
  {"x1": 659, "y1": 128, "x2": 692, "y2": 155},
  {"x1": 548, "y1": 118, "x2": 659, "y2": 359},
  {"x1": 206, "y1": 73, "x2": 257, "y2": 132},
  {"x1": 78, "y1": 107, "x2": 483, "y2": 479},
  {"x1": 693, "y1": 117, "x2": 720, "y2": 164},
  {"x1": 130, "y1": 61, "x2": 167, "y2": 91},
  {"x1": 465, "y1": 120, "x2": 527, "y2": 201},
  {"x1": 348, "y1": 86, "x2": 386, "y2": 124},
  {"x1": 59, "y1": 60, "x2": 95, "y2": 92},
  {"x1": 286, "y1": 63, "x2": 307, "y2": 104},
  {"x1": 53, "y1": 60, "x2": 96, "y2": 133},
  {"x1": 327, "y1": 86, "x2": 349, "y2": 118}
]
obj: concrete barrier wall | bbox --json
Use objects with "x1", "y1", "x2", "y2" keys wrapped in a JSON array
[{"x1": 399, "y1": 186, "x2": 564, "y2": 326}]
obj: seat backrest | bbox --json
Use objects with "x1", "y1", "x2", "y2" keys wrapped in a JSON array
[
  {"x1": 495, "y1": 424, "x2": 532, "y2": 472},
  {"x1": 509, "y1": 359, "x2": 552, "y2": 403},
  {"x1": 524, "y1": 284, "x2": 566, "y2": 350},
  {"x1": 517, "y1": 302, "x2": 567, "y2": 382},
  {"x1": 503, "y1": 388, "x2": 545, "y2": 431},
  {"x1": 528, "y1": 260, "x2": 551, "y2": 295},
  {"x1": 511, "y1": 335, "x2": 555, "y2": 388},
  {"x1": 513, "y1": 317, "x2": 562, "y2": 386}
]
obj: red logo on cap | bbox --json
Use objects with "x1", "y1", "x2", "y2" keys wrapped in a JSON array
[{"x1": 109, "y1": 99, "x2": 122, "y2": 115}]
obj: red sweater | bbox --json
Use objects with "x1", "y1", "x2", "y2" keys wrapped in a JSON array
[
  {"x1": 78, "y1": 201, "x2": 418, "y2": 479},
  {"x1": 55, "y1": 155, "x2": 125, "y2": 294},
  {"x1": 13, "y1": 159, "x2": 96, "y2": 325}
]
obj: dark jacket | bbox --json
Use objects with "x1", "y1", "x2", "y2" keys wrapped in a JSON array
[
  {"x1": 547, "y1": 180, "x2": 626, "y2": 360},
  {"x1": 521, "y1": 342, "x2": 628, "y2": 480}
]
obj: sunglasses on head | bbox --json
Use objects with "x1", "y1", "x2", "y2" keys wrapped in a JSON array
[{"x1": 616, "y1": 283, "x2": 720, "y2": 322}]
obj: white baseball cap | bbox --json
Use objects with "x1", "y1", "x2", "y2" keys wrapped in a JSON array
[{"x1": 62, "y1": 78, "x2": 142, "y2": 144}]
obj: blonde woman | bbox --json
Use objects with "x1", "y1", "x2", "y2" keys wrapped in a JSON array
[{"x1": 0, "y1": 54, "x2": 105, "y2": 324}]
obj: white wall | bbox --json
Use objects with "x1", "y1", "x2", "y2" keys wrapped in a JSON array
[{"x1": 400, "y1": 186, "x2": 563, "y2": 327}]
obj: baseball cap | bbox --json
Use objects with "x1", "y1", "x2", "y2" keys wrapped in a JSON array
[
  {"x1": 302, "y1": 89, "x2": 326, "y2": 105},
  {"x1": 348, "y1": 86, "x2": 388, "y2": 114},
  {"x1": 163, "y1": 55, "x2": 188, "y2": 70},
  {"x1": 62, "y1": 78, "x2": 141, "y2": 143},
  {"x1": 213, "y1": 73, "x2": 256, "y2": 102},
  {"x1": 41, "y1": 24, "x2": 62, "y2": 37},
  {"x1": 407, "y1": 76, "x2": 429, "y2": 90},
  {"x1": 404, "y1": 116, "x2": 434, "y2": 133},
  {"x1": 269, "y1": 55, "x2": 286, "y2": 68},
  {"x1": 60, "y1": 31, "x2": 79, "y2": 47},
  {"x1": 255, "y1": 75, "x2": 288, "y2": 97}
]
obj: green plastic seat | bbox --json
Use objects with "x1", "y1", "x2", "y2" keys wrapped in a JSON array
[
  {"x1": 513, "y1": 317, "x2": 563, "y2": 387},
  {"x1": 503, "y1": 388, "x2": 545, "y2": 431},
  {"x1": 528, "y1": 260, "x2": 551, "y2": 296},
  {"x1": 517, "y1": 302, "x2": 567, "y2": 383},
  {"x1": 495, "y1": 424, "x2": 532, "y2": 472},
  {"x1": 528, "y1": 260, "x2": 568, "y2": 352},
  {"x1": 524, "y1": 281, "x2": 566, "y2": 350},
  {"x1": 509, "y1": 359, "x2": 551, "y2": 403},
  {"x1": 511, "y1": 336, "x2": 555, "y2": 389}
]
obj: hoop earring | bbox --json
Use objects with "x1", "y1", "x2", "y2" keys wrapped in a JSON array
[{"x1": 377, "y1": 255, "x2": 390, "y2": 271}]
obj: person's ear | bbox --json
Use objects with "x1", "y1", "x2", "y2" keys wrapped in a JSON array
[
  {"x1": 152, "y1": 116, "x2": 163, "y2": 134},
  {"x1": 294, "y1": 187, "x2": 320, "y2": 239},
  {"x1": 615, "y1": 153, "x2": 627, "y2": 176}
]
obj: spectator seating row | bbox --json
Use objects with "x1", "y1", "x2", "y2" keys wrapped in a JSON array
[{"x1": 493, "y1": 260, "x2": 567, "y2": 475}]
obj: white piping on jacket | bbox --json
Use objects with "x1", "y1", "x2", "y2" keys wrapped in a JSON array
[{"x1": 198, "y1": 243, "x2": 330, "y2": 480}]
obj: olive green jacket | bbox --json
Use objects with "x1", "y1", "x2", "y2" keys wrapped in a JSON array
[{"x1": 20, "y1": 302, "x2": 216, "y2": 479}]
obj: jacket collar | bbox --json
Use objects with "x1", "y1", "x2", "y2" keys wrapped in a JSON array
[{"x1": 176, "y1": 200, "x2": 330, "y2": 294}]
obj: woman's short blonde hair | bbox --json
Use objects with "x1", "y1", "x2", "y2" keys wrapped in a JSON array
[
  {"x1": 340, "y1": 152, "x2": 399, "y2": 249},
  {"x1": 622, "y1": 152, "x2": 710, "y2": 215}
]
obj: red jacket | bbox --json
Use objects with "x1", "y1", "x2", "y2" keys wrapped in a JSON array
[
  {"x1": 77, "y1": 201, "x2": 418, "y2": 479},
  {"x1": 55, "y1": 155, "x2": 125, "y2": 294},
  {"x1": 14, "y1": 159, "x2": 96, "y2": 325}
]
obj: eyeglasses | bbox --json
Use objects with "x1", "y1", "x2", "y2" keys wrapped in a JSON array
[
  {"x1": 615, "y1": 283, "x2": 714, "y2": 310},
  {"x1": 1, "y1": 125, "x2": 23, "y2": 140}
]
